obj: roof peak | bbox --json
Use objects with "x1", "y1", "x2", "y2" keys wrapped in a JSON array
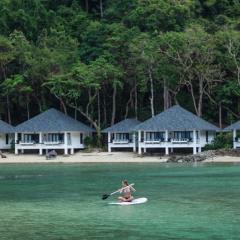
[
  {"x1": 102, "y1": 118, "x2": 141, "y2": 133},
  {"x1": 15, "y1": 108, "x2": 94, "y2": 132},
  {"x1": 135, "y1": 105, "x2": 219, "y2": 131}
]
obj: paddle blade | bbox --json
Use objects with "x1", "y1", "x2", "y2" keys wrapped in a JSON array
[{"x1": 102, "y1": 194, "x2": 110, "y2": 200}]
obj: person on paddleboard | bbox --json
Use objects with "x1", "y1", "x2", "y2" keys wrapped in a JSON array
[{"x1": 118, "y1": 180, "x2": 136, "y2": 202}]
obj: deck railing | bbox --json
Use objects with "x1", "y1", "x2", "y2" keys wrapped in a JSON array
[
  {"x1": 112, "y1": 139, "x2": 130, "y2": 144},
  {"x1": 171, "y1": 138, "x2": 189, "y2": 143},
  {"x1": 18, "y1": 141, "x2": 65, "y2": 145},
  {"x1": 43, "y1": 141, "x2": 63, "y2": 145},
  {"x1": 142, "y1": 138, "x2": 200, "y2": 144},
  {"x1": 144, "y1": 139, "x2": 164, "y2": 144},
  {"x1": 19, "y1": 141, "x2": 36, "y2": 145}
]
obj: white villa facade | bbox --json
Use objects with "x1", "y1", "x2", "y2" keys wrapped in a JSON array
[
  {"x1": 102, "y1": 119, "x2": 141, "y2": 152},
  {"x1": 134, "y1": 106, "x2": 219, "y2": 155},
  {"x1": 224, "y1": 121, "x2": 240, "y2": 149},
  {"x1": 0, "y1": 120, "x2": 14, "y2": 150},
  {"x1": 14, "y1": 108, "x2": 94, "y2": 155}
]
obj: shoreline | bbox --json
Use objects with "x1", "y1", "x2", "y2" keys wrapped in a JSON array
[
  {"x1": 0, "y1": 152, "x2": 167, "y2": 163},
  {"x1": 0, "y1": 151, "x2": 239, "y2": 163}
]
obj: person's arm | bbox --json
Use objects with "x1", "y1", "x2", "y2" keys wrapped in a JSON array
[{"x1": 130, "y1": 185, "x2": 136, "y2": 192}]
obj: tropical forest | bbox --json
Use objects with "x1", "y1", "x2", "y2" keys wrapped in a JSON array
[{"x1": 0, "y1": 0, "x2": 240, "y2": 142}]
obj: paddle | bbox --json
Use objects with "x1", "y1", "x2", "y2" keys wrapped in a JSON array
[{"x1": 102, "y1": 183, "x2": 135, "y2": 200}]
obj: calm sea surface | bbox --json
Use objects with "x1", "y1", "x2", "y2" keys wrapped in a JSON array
[{"x1": 0, "y1": 163, "x2": 239, "y2": 240}]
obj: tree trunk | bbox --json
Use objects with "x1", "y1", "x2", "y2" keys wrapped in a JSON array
[
  {"x1": 238, "y1": 97, "x2": 240, "y2": 116},
  {"x1": 6, "y1": 95, "x2": 11, "y2": 124},
  {"x1": 85, "y1": 0, "x2": 89, "y2": 12},
  {"x1": 219, "y1": 102, "x2": 222, "y2": 129},
  {"x1": 125, "y1": 87, "x2": 134, "y2": 119},
  {"x1": 100, "y1": 0, "x2": 103, "y2": 18},
  {"x1": 148, "y1": 67, "x2": 155, "y2": 117},
  {"x1": 1, "y1": 66, "x2": 11, "y2": 124},
  {"x1": 189, "y1": 83, "x2": 199, "y2": 116},
  {"x1": 197, "y1": 77, "x2": 203, "y2": 117},
  {"x1": 68, "y1": 104, "x2": 101, "y2": 147},
  {"x1": 74, "y1": 100, "x2": 77, "y2": 119},
  {"x1": 97, "y1": 90, "x2": 101, "y2": 126},
  {"x1": 111, "y1": 84, "x2": 117, "y2": 126},
  {"x1": 134, "y1": 79, "x2": 138, "y2": 119},
  {"x1": 174, "y1": 95, "x2": 179, "y2": 105},
  {"x1": 103, "y1": 90, "x2": 107, "y2": 126},
  {"x1": 26, "y1": 95, "x2": 30, "y2": 120},
  {"x1": 60, "y1": 98, "x2": 67, "y2": 115},
  {"x1": 163, "y1": 78, "x2": 170, "y2": 110},
  {"x1": 35, "y1": 96, "x2": 42, "y2": 112}
]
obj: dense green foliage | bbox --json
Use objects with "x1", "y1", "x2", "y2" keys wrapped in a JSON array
[
  {"x1": 204, "y1": 132, "x2": 233, "y2": 150},
  {"x1": 0, "y1": 0, "x2": 240, "y2": 137}
]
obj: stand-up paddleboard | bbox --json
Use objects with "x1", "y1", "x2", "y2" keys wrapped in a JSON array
[{"x1": 108, "y1": 197, "x2": 148, "y2": 205}]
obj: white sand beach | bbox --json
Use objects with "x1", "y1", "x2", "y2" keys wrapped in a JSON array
[
  {"x1": 0, "y1": 151, "x2": 239, "y2": 163},
  {"x1": 203, "y1": 156, "x2": 240, "y2": 163},
  {"x1": 0, "y1": 151, "x2": 168, "y2": 163}
]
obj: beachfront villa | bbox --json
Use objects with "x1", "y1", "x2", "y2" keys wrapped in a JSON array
[
  {"x1": 224, "y1": 121, "x2": 240, "y2": 149},
  {"x1": 102, "y1": 118, "x2": 141, "y2": 152},
  {"x1": 0, "y1": 120, "x2": 14, "y2": 150},
  {"x1": 134, "y1": 105, "x2": 219, "y2": 155},
  {"x1": 14, "y1": 108, "x2": 95, "y2": 155}
]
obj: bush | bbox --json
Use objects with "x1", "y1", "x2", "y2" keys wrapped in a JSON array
[
  {"x1": 204, "y1": 132, "x2": 233, "y2": 150},
  {"x1": 9, "y1": 140, "x2": 15, "y2": 153},
  {"x1": 83, "y1": 135, "x2": 101, "y2": 148}
]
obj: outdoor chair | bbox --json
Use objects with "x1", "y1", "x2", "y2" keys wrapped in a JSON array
[
  {"x1": 0, "y1": 150, "x2": 7, "y2": 158},
  {"x1": 46, "y1": 150, "x2": 57, "y2": 160}
]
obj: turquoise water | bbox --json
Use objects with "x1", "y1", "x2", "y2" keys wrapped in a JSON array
[{"x1": 0, "y1": 163, "x2": 239, "y2": 240}]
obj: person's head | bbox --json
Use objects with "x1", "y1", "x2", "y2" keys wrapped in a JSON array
[{"x1": 122, "y1": 180, "x2": 129, "y2": 187}]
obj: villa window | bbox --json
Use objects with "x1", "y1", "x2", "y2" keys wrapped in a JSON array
[
  {"x1": 116, "y1": 133, "x2": 129, "y2": 140},
  {"x1": 173, "y1": 131, "x2": 192, "y2": 140},
  {"x1": 23, "y1": 134, "x2": 39, "y2": 143},
  {"x1": 5, "y1": 134, "x2": 9, "y2": 144},
  {"x1": 146, "y1": 132, "x2": 165, "y2": 141},
  {"x1": 80, "y1": 133, "x2": 83, "y2": 144},
  {"x1": 206, "y1": 131, "x2": 209, "y2": 143},
  {"x1": 45, "y1": 133, "x2": 64, "y2": 143},
  {"x1": 17, "y1": 133, "x2": 21, "y2": 143}
]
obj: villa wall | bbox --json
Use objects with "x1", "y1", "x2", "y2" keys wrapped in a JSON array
[
  {"x1": 107, "y1": 132, "x2": 136, "y2": 152},
  {"x1": 106, "y1": 130, "x2": 216, "y2": 154},
  {"x1": 71, "y1": 132, "x2": 86, "y2": 148},
  {"x1": 15, "y1": 131, "x2": 88, "y2": 154},
  {"x1": 199, "y1": 131, "x2": 215, "y2": 145},
  {"x1": 138, "y1": 130, "x2": 216, "y2": 155},
  {"x1": 0, "y1": 133, "x2": 13, "y2": 150}
]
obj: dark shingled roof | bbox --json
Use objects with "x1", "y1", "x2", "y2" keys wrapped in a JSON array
[
  {"x1": 0, "y1": 120, "x2": 14, "y2": 133},
  {"x1": 134, "y1": 105, "x2": 219, "y2": 131},
  {"x1": 15, "y1": 108, "x2": 95, "y2": 133},
  {"x1": 102, "y1": 118, "x2": 141, "y2": 133},
  {"x1": 224, "y1": 121, "x2": 240, "y2": 130}
]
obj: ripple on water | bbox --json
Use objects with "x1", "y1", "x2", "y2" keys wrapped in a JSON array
[{"x1": 0, "y1": 163, "x2": 239, "y2": 240}]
